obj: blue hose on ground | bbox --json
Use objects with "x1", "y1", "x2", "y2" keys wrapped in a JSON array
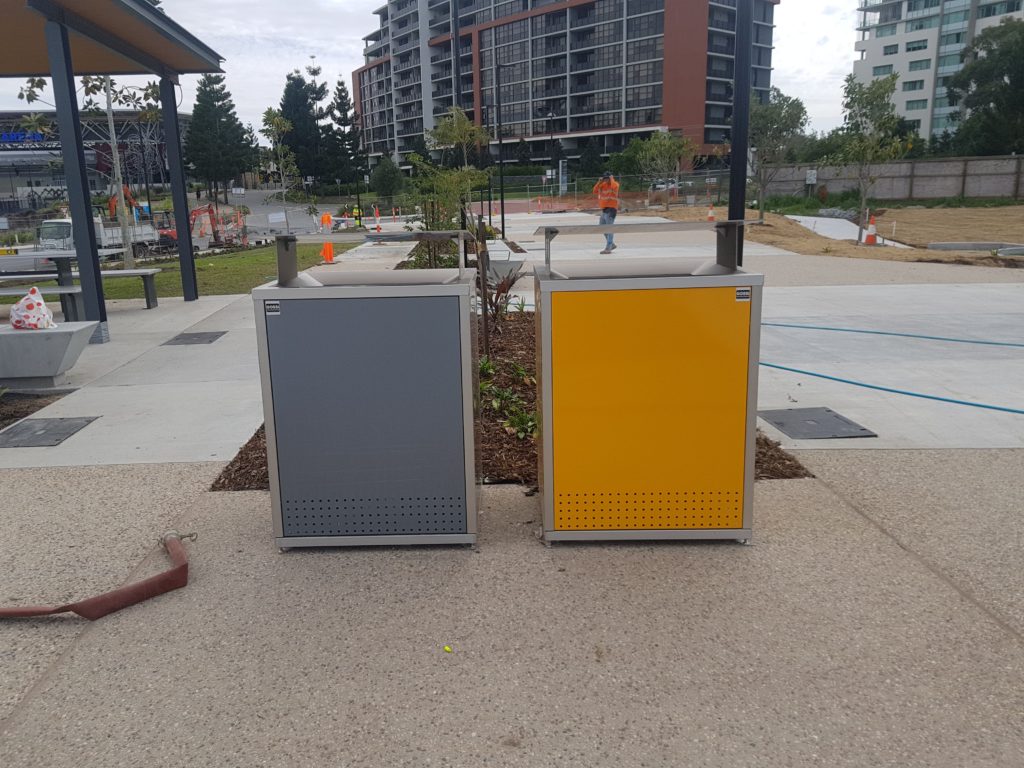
[
  {"x1": 759, "y1": 362, "x2": 1024, "y2": 415},
  {"x1": 763, "y1": 322, "x2": 1024, "y2": 349}
]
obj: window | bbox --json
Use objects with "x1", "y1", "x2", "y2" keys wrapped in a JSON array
[
  {"x1": 883, "y1": 44, "x2": 899, "y2": 55},
  {"x1": 905, "y1": 99, "x2": 928, "y2": 110},
  {"x1": 876, "y1": 24, "x2": 897, "y2": 38},
  {"x1": 626, "y1": 13, "x2": 663, "y2": 38},
  {"x1": 906, "y1": 39, "x2": 928, "y2": 51},
  {"x1": 942, "y1": 11, "x2": 970, "y2": 24},
  {"x1": 626, "y1": 37, "x2": 663, "y2": 61},
  {"x1": 940, "y1": 32, "x2": 965, "y2": 46},
  {"x1": 937, "y1": 53, "x2": 961, "y2": 67},
  {"x1": 906, "y1": 16, "x2": 940, "y2": 31},
  {"x1": 978, "y1": 0, "x2": 1022, "y2": 17},
  {"x1": 902, "y1": 80, "x2": 925, "y2": 91},
  {"x1": 905, "y1": 119, "x2": 922, "y2": 131},
  {"x1": 873, "y1": 64, "x2": 894, "y2": 76},
  {"x1": 907, "y1": 0, "x2": 940, "y2": 10}
]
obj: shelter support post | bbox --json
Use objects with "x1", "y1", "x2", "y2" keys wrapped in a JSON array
[
  {"x1": 44, "y1": 19, "x2": 109, "y2": 343},
  {"x1": 720, "y1": 0, "x2": 753, "y2": 270},
  {"x1": 160, "y1": 76, "x2": 198, "y2": 301}
]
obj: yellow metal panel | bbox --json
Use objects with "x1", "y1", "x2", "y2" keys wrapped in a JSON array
[{"x1": 551, "y1": 287, "x2": 751, "y2": 530}]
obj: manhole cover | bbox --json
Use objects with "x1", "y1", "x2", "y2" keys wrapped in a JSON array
[
  {"x1": 758, "y1": 407, "x2": 877, "y2": 440},
  {"x1": 162, "y1": 331, "x2": 227, "y2": 346},
  {"x1": 0, "y1": 417, "x2": 98, "y2": 448}
]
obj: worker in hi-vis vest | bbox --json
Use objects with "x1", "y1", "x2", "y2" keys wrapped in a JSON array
[
  {"x1": 352, "y1": 205, "x2": 362, "y2": 228},
  {"x1": 592, "y1": 170, "x2": 620, "y2": 254}
]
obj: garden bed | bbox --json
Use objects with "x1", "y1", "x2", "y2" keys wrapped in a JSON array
[
  {"x1": 0, "y1": 393, "x2": 63, "y2": 431},
  {"x1": 212, "y1": 312, "x2": 810, "y2": 491}
]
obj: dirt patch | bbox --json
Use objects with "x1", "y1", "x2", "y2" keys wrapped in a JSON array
[
  {"x1": 873, "y1": 206, "x2": 1024, "y2": 249},
  {"x1": 210, "y1": 425, "x2": 268, "y2": 492},
  {"x1": 213, "y1": 312, "x2": 809, "y2": 491},
  {"x1": 638, "y1": 206, "x2": 1021, "y2": 267},
  {"x1": 0, "y1": 393, "x2": 63, "y2": 431}
]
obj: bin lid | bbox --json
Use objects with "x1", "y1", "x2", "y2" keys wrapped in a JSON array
[
  {"x1": 541, "y1": 257, "x2": 708, "y2": 280},
  {"x1": 310, "y1": 268, "x2": 465, "y2": 286}
]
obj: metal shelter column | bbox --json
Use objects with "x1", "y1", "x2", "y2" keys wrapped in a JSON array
[
  {"x1": 44, "y1": 19, "x2": 109, "y2": 343},
  {"x1": 717, "y1": 0, "x2": 753, "y2": 271},
  {"x1": 160, "y1": 76, "x2": 198, "y2": 301}
]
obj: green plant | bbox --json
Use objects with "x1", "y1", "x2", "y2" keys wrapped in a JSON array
[
  {"x1": 478, "y1": 356, "x2": 495, "y2": 379},
  {"x1": 513, "y1": 296, "x2": 527, "y2": 313},
  {"x1": 486, "y1": 385, "x2": 521, "y2": 414},
  {"x1": 506, "y1": 361, "x2": 535, "y2": 386},
  {"x1": 503, "y1": 406, "x2": 538, "y2": 440}
]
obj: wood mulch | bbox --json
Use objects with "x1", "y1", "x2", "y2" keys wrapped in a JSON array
[
  {"x1": 212, "y1": 312, "x2": 811, "y2": 491},
  {"x1": 0, "y1": 393, "x2": 63, "y2": 431}
]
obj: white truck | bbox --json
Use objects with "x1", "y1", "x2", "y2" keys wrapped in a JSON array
[{"x1": 38, "y1": 216, "x2": 160, "y2": 259}]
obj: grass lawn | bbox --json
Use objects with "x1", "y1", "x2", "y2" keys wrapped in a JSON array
[{"x1": 1, "y1": 243, "x2": 352, "y2": 304}]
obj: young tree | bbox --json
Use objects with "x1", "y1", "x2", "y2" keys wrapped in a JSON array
[
  {"x1": 608, "y1": 137, "x2": 645, "y2": 177},
  {"x1": 946, "y1": 19, "x2": 1024, "y2": 156},
  {"x1": 279, "y1": 69, "x2": 327, "y2": 181},
  {"x1": 260, "y1": 108, "x2": 297, "y2": 201},
  {"x1": 637, "y1": 131, "x2": 697, "y2": 210},
  {"x1": 578, "y1": 138, "x2": 605, "y2": 176},
  {"x1": 429, "y1": 107, "x2": 490, "y2": 168},
  {"x1": 184, "y1": 74, "x2": 248, "y2": 206},
  {"x1": 748, "y1": 87, "x2": 808, "y2": 221},
  {"x1": 831, "y1": 73, "x2": 911, "y2": 243},
  {"x1": 369, "y1": 156, "x2": 404, "y2": 200}
]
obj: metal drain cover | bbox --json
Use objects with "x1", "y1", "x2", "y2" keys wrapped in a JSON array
[
  {"x1": 162, "y1": 331, "x2": 227, "y2": 346},
  {"x1": 758, "y1": 407, "x2": 876, "y2": 440},
  {"x1": 0, "y1": 417, "x2": 98, "y2": 448}
]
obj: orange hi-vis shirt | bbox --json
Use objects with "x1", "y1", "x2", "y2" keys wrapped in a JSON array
[{"x1": 593, "y1": 178, "x2": 620, "y2": 210}]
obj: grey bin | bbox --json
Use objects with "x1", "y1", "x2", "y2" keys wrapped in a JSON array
[{"x1": 253, "y1": 247, "x2": 479, "y2": 549}]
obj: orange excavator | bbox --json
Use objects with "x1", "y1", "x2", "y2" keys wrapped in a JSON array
[{"x1": 156, "y1": 204, "x2": 223, "y2": 249}]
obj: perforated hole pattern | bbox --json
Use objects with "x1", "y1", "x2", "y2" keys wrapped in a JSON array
[
  {"x1": 555, "y1": 490, "x2": 743, "y2": 530},
  {"x1": 283, "y1": 496, "x2": 467, "y2": 536}
]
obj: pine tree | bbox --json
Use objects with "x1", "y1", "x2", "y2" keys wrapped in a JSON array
[
  {"x1": 184, "y1": 74, "x2": 248, "y2": 204},
  {"x1": 322, "y1": 77, "x2": 362, "y2": 184},
  {"x1": 279, "y1": 69, "x2": 327, "y2": 181},
  {"x1": 579, "y1": 139, "x2": 604, "y2": 176},
  {"x1": 515, "y1": 138, "x2": 533, "y2": 165}
]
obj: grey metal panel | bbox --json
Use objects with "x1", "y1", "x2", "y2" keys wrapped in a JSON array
[
  {"x1": 265, "y1": 296, "x2": 467, "y2": 536},
  {"x1": 276, "y1": 533, "x2": 476, "y2": 548},
  {"x1": 0, "y1": 417, "x2": 97, "y2": 448}
]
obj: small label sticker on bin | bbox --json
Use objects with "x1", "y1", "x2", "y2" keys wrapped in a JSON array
[
  {"x1": 735, "y1": 288, "x2": 751, "y2": 302},
  {"x1": 265, "y1": 300, "x2": 281, "y2": 315}
]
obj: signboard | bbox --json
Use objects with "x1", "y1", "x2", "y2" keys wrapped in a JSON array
[
  {"x1": 231, "y1": 187, "x2": 245, "y2": 196},
  {"x1": 268, "y1": 212, "x2": 287, "y2": 225},
  {"x1": 558, "y1": 159, "x2": 568, "y2": 196},
  {"x1": 0, "y1": 217, "x2": 9, "y2": 231},
  {"x1": 806, "y1": 169, "x2": 818, "y2": 186}
]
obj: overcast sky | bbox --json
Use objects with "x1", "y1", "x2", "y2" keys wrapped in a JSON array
[{"x1": 0, "y1": 0, "x2": 857, "y2": 136}]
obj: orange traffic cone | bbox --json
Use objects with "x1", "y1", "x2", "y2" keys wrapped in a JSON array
[
  {"x1": 707, "y1": 205, "x2": 716, "y2": 222},
  {"x1": 320, "y1": 242, "x2": 334, "y2": 263},
  {"x1": 864, "y1": 214, "x2": 878, "y2": 245}
]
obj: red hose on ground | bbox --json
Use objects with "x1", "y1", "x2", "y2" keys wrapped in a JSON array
[{"x1": 0, "y1": 531, "x2": 195, "y2": 621}]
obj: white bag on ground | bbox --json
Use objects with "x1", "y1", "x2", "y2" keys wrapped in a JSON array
[{"x1": 10, "y1": 286, "x2": 57, "y2": 330}]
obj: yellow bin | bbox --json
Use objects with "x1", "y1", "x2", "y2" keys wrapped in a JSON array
[{"x1": 535, "y1": 259, "x2": 763, "y2": 543}]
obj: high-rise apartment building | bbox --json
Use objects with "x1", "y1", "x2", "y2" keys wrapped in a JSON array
[
  {"x1": 354, "y1": 0, "x2": 779, "y2": 167},
  {"x1": 854, "y1": 0, "x2": 1023, "y2": 140}
]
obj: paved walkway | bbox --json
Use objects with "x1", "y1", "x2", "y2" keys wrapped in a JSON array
[
  {"x1": 1, "y1": 222, "x2": 1022, "y2": 766},
  {"x1": 788, "y1": 214, "x2": 909, "y2": 247}
]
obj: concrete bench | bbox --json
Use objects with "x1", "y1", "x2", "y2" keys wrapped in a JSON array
[
  {"x1": 72, "y1": 268, "x2": 161, "y2": 309},
  {"x1": 0, "y1": 321, "x2": 98, "y2": 390},
  {"x1": 0, "y1": 283, "x2": 84, "y2": 321}
]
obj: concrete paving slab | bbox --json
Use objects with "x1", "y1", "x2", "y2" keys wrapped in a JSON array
[
  {"x1": 0, "y1": 462, "x2": 222, "y2": 724},
  {"x1": 0, "y1": 379, "x2": 263, "y2": 468},
  {"x1": 799, "y1": 449, "x2": 1024, "y2": 638},
  {"x1": 759, "y1": 284, "x2": 1024, "y2": 449},
  {"x1": 1, "y1": 481, "x2": 1022, "y2": 767},
  {"x1": 788, "y1": 215, "x2": 910, "y2": 247}
]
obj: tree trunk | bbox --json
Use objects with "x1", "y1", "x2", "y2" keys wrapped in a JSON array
[
  {"x1": 105, "y1": 77, "x2": 135, "y2": 268},
  {"x1": 857, "y1": 184, "x2": 867, "y2": 245}
]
